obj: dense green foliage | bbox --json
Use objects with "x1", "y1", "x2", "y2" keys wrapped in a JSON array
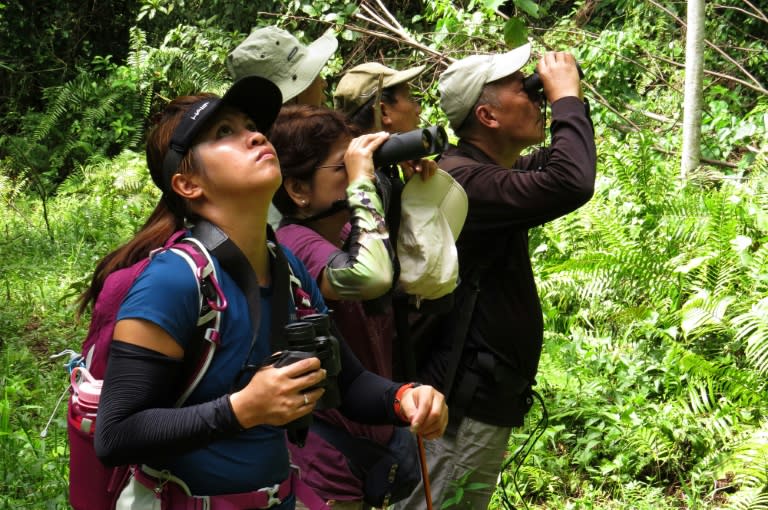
[{"x1": 2, "y1": 0, "x2": 767, "y2": 508}]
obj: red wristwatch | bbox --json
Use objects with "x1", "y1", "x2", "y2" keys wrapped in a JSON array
[{"x1": 393, "y1": 382, "x2": 421, "y2": 423}]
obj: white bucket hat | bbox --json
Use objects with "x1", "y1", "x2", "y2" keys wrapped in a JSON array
[
  {"x1": 397, "y1": 169, "x2": 468, "y2": 301},
  {"x1": 227, "y1": 26, "x2": 338, "y2": 103}
]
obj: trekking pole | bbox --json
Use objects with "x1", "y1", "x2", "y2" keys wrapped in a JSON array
[{"x1": 417, "y1": 436, "x2": 433, "y2": 510}]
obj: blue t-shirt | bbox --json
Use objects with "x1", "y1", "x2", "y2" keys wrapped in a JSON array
[{"x1": 117, "y1": 243, "x2": 327, "y2": 495}]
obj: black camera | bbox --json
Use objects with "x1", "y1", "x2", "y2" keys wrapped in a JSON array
[
  {"x1": 523, "y1": 63, "x2": 585, "y2": 100},
  {"x1": 372, "y1": 125, "x2": 449, "y2": 168}
]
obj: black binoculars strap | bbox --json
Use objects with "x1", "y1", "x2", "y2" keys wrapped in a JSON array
[
  {"x1": 443, "y1": 272, "x2": 481, "y2": 402},
  {"x1": 192, "y1": 221, "x2": 292, "y2": 356},
  {"x1": 384, "y1": 168, "x2": 403, "y2": 285},
  {"x1": 442, "y1": 245, "x2": 504, "y2": 432}
]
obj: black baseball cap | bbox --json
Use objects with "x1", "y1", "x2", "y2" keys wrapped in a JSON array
[{"x1": 158, "y1": 75, "x2": 283, "y2": 193}]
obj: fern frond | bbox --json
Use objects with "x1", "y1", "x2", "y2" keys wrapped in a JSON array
[
  {"x1": 723, "y1": 488, "x2": 768, "y2": 510},
  {"x1": 668, "y1": 341, "x2": 766, "y2": 408},
  {"x1": 733, "y1": 298, "x2": 768, "y2": 376},
  {"x1": 33, "y1": 75, "x2": 94, "y2": 141},
  {"x1": 680, "y1": 290, "x2": 736, "y2": 339},
  {"x1": 719, "y1": 424, "x2": 768, "y2": 510},
  {"x1": 745, "y1": 245, "x2": 768, "y2": 296},
  {"x1": 0, "y1": 169, "x2": 28, "y2": 204}
]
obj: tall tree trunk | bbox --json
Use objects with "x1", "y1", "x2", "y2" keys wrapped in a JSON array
[{"x1": 681, "y1": 0, "x2": 705, "y2": 178}]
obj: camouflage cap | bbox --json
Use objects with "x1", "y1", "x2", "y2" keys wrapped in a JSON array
[{"x1": 333, "y1": 62, "x2": 425, "y2": 115}]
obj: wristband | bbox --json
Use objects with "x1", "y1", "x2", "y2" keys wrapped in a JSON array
[{"x1": 393, "y1": 382, "x2": 421, "y2": 423}]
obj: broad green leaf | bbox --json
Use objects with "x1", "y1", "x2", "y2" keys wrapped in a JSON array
[
  {"x1": 503, "y1": 17, "x2": 528, "y2": 48},
  {"x1": 731, "y1": 235, "x2": 752, "y2": 253},
  {"x1": 514, "y1": 0, "x2": 540, "y2": 17},
  {"x1": 464, "y1": 481, "x2": 492, "y2": 490}
]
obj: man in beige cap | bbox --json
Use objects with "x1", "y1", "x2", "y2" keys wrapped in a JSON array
[
  {"x1": 395, "y1": 44, "x2": 596, "y2": 510},
  {"x1": 334, "y1": 62, "x2": 425, "y2": 133},
  {"x1": 228, "y1": 25, "x2": 338, "y2": 106}
]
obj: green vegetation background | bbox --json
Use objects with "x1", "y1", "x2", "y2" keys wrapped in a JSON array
[{"x1": 1, "y1": 1, "x2": 767, "y2": 508}]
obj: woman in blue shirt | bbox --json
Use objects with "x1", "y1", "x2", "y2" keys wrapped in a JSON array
[{"x1": 82, "y1": 76, "x2": 447, "y2": 510}]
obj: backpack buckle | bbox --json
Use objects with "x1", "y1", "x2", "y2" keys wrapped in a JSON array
[
  {"x1": 198, "y1": 268, "x2": 228, "y2": 312},
  {"x1": 258, "y1": 483, "x2": 281, "y2": 508}
]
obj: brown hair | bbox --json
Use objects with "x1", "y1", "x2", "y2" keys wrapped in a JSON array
[
  {"x1": 269, "y1": 104, "x2": 357, "y2": 217},
  {"x1": 77, "y1": 94, "x2": 215, "y2": 316}
]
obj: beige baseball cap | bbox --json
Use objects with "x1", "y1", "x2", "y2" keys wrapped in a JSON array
[
  {"x1": 227, "y1": 26, "x2": 338, "y2": 103},
  {"x1": 439, "y1": 43, "x2": 532, "y2": 131},
  {"x1": 334, "y1": 62, "x2": 425, "y2": 115}
]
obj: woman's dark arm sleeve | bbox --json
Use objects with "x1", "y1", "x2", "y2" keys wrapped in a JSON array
[
  {"x1": 94, "y1": 340, "x2": 242, "y2": 466},
  {"x1": 334, "y1": 327, "x2": 403, "y2": 424}
]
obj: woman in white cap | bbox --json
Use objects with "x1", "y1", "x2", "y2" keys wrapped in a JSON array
[{"x1": 87, "y1": 76, "x2": 448, "y2": 510}]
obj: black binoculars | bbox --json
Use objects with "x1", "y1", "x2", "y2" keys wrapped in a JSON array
[
  {"x1": 523, "y1": 63, "x2": 585, "y2": 100},
  {"x1": 372, "y1": 125, "x2": 449, "y2": 168},
  {"x1": 276, "y1": 314, "x2": 342, "y2": 446}
]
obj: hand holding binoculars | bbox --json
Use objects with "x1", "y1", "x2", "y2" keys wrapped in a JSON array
[{"x1": 523, "y1": 62, "x2": 585, "y2": 99}]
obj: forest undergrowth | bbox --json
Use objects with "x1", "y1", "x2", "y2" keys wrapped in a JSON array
[{"x1": 2, "y1": 0, "x2": 767, "y2": 508}]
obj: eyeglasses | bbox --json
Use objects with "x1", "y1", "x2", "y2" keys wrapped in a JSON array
[{"x1": 316, "y1": 163, "x2": 346, "y2": 171}]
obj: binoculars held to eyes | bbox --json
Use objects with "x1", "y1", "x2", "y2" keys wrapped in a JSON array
[
  {"x1": 523, "y1": 63, "x2": 585, "y2": 100},
  {"x1": 372, "y1": 125, "x2": 449, "y2": 167}
]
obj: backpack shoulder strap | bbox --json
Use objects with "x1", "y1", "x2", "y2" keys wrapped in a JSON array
[
  {"x1": 272, "y1": 241, "x2": 315, "y2": 319},
  {"x1": 165, "y1": 237, "x2": 227, "y2": 406}
]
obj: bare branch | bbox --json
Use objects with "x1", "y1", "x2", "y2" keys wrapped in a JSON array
[
  {"x1": 624, "y1": 105, "x2": 676, "y2": 124},
  {"x1": 255, "y1": 9, "x2": 451, "y2": 64},
  {"x1": 712, "y1": 3, "x2": 768, "y2": 23},
  {"x1": 653, "y1": 53, "x2": 768, "y2": 95},
  {"x1": 699, "y1": 157, "x2": 738, "y2": 169},
  {"x1": 343, "y1": 24, "x2": 404, "y2": 46},
  {"x1": 742, "y1": 0, "x2": 768, "y2": 22},
  {"x1": 611, "y1": 122, "x2": 740, "y2": 168},
  {"x1": 582, "y1": 81, "x2": 642, "y2": 131},
  {"x1": 372, "y1": 0, "x2": 407, "y2": 34},
  {"x1": 646, "y1": 0, "x2": 765, "y2": 90},
  {"x1": 358, "y1": 3, "x2": 392, "y2": 32},
  {"x1": 353, "y1": 2, "x2": 455, "y2": 64}
]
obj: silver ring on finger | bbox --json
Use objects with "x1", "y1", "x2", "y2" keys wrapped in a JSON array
[{"x1": 303, "y1": 393, "x2": 309, "y2": 406}]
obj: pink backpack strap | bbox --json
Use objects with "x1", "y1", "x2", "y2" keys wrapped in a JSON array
[
  {"x1": 163, "y1": 235, "x2": 227, "y2": 406},
  {"x1": 171, "y1": 238, "x2": 229, "y2": 314},
  {"x1": 132, "y1": 465, "x2": 331, "y2": 510}
]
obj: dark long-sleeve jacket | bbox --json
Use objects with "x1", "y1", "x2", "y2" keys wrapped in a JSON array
[{"x1": 425, "y1": 96, "x2": 596, "y2": 426}]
